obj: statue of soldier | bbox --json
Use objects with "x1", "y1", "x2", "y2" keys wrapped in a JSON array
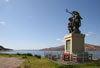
[{"x1": 67, "y1": 10, "x2": 82, "y2": 34}]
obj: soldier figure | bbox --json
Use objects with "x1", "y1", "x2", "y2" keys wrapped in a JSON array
[{"x1": 67, "y1": 10, "x2": 82, "y2": 34}]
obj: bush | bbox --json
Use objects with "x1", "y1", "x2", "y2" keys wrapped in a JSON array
[
  {"x1": 22, "y1": 53, "x2": 33, "y2": 56},
  {"x1": 17, "y1": 53, "x2": 21, "y2": 55},
  {"x1": 34, "y1": 55, "x2": 41, "y2": 59},
  {"x1": 16, "y1": 53, "x2": 33, "y2": 56},
  {"x1": 26, "y1": 53, "x2": 33, "y2": 56}
]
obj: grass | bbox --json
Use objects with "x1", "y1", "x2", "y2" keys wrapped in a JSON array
[
  {"x1": 0, "y1": 53, "x2": 59, "y2": 68},
  {"x1": 20, "y1": 56, "x2": 59, "y2": 68},
  {"x1": 59, "y1": 62, "x2": 100, "y2": 68},
  {"x1": 0, "y1": 53, "x2": 100, "y2": 68}
]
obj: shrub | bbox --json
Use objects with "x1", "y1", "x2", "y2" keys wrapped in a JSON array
[
  {"x1": 22, "y1": 53, "x2": 33, "y2": 56},
  {"x1": 34, "y1": 55, "x2": 41, "y2": 59},
  {"x1": 17, "y1": 53, "x2": 21, "y2": 55}
]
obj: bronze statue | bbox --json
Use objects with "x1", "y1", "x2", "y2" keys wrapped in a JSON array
[{"x1": 66, "y1": 9, "x2": 82, "y2": 33}]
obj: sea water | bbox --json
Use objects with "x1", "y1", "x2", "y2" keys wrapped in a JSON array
[{"x1": 0, "y1": 50, "x2": 100, "y2": 59}]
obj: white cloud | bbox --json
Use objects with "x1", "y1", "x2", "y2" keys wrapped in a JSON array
[
  {"x1": 56, "y1": 38, "x2": 64, "y2": 42},
  {"x1": 0, "y1": 21, "x2": 6, "y2": 25},
  {"x1": 86, "y1": 32, "x2": 93, "y2": 36},
  {"x1": 4, "y1": 0, "x2": 9, "y2": 8},
  {"x1": 56, "y1": 38, "x2": 61, "y2": 41},
  {"x1": 5, "y1": 0, "x2": 9, "y2": 3}
]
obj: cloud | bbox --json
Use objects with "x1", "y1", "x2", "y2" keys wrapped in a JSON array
[
  {"x1": 0, "y1": 21, "x2": 6, "y2": 25},
  {"x1": 5, "y1": 0, "x2": 9, "y2": 3},
  {"x1": 4, "y1": 0, "x2": 9, "y2": 8},
  {"x1": 56, "y1": 38, "x2": 64, "y2": 42},
  {"x1": 86, "y1": 32, "x2": 93, "y2": 36},
  {"x1": 56, "y1": 38, "x2": 61, "y2": 41}
]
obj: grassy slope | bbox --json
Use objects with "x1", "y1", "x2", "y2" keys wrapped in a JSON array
[
  {"x1": 0, "y1": 53, "x2": 100, "y2": 68},
  {"x1": 0, "y1": 53, "x2": 59, "y2": 68},
  {"x1": 20, "y1": 56, "x2": 59, "y2": 68}
]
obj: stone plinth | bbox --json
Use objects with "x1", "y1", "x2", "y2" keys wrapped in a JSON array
[{"x1": 64, "y1": 33, "x2": 85, "y2": 54}]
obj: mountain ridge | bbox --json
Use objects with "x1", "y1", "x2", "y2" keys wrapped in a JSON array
[
  {"x1": 41, "y1": 44, "x2": 100, "y2": 51},
  {"x1": 0, "y1": 45, "x2": 12, "y2": 51}
]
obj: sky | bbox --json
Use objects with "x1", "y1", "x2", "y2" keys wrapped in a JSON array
[{"x1": 0, "y1": 0, "x2": 100, "y2": 49}]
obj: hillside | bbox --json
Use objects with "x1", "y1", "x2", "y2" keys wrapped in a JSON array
[
  {"x1": 0, "y1": 45, "x2": 12, "y2": 51},
  {"x1": 85, "y1": 44, "x2": 100, "y2": 51},
  {"x1": 42, "y1": 44, "x2": 100, "y2": 51}
]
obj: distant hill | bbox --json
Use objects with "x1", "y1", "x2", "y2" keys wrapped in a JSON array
[
  {"x1": 41, "y1": 44, "x2": 100, "y2": 51},
  {"x1": 0, "y1": 45, "x2": 12, "y2": 51},
  {"x1": 85, "y1": 44, "x2": 100, "y2": 51}
]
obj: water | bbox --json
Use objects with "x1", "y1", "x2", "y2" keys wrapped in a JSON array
[
  {"x1": 0, "y1": 50, "x2": 64, "y2": 58},
  {"x1": 0, "y1": 50, "x2": 100, "y2": 59},
  {"x1": 88, "y1": 50, "x2": 100, "y2": 59}
]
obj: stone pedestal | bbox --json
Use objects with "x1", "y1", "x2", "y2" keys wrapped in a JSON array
[{"x1": 64, "y1": 33, "x2": 85, "y2": 54}]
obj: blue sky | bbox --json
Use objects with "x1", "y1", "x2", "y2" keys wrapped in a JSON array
[{"x1": 0, "y1": 0, "x2": 100, "y2": 49}]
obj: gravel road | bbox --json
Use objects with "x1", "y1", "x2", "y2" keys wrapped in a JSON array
[{"x1": 0, "y1": 56, "x2": 23, "y2": 68}]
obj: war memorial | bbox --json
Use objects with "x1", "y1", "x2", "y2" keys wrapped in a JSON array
[
  {"x1": 63, "y1": 10, "x2": 92, "y2": 62},
  {"x1": 44, "y1": 10, "x2": 93, "y2": 63}
]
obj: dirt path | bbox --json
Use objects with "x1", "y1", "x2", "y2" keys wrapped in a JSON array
[{"x1": 0, "y1": 56, "x2": 23, "y2": 68}]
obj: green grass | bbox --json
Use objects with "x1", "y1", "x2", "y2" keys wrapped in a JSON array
[
  {"x1": 20, "y1": 56, "x2": 59, "y2": 68},
  {"x1": 59, "y1": 62, "x2": 100, "y2": 68},
  {"x1": 0, "y1": 53, "x2": 20, "y2": 57},
  {"x1": 0, "y1": 53, "x2": 59, "y2": 68},
  {"x1": 0, "y1": 53, "x2": 100, "y2": 68}
]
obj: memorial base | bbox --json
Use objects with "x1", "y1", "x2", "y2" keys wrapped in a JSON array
[{"x1": 64, "y1": 33, "x2": 85, "y2": 54}]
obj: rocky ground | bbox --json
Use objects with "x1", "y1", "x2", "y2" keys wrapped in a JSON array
[{"x1": 0, "y1": 56, "x2": 23, "y2": 68}]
